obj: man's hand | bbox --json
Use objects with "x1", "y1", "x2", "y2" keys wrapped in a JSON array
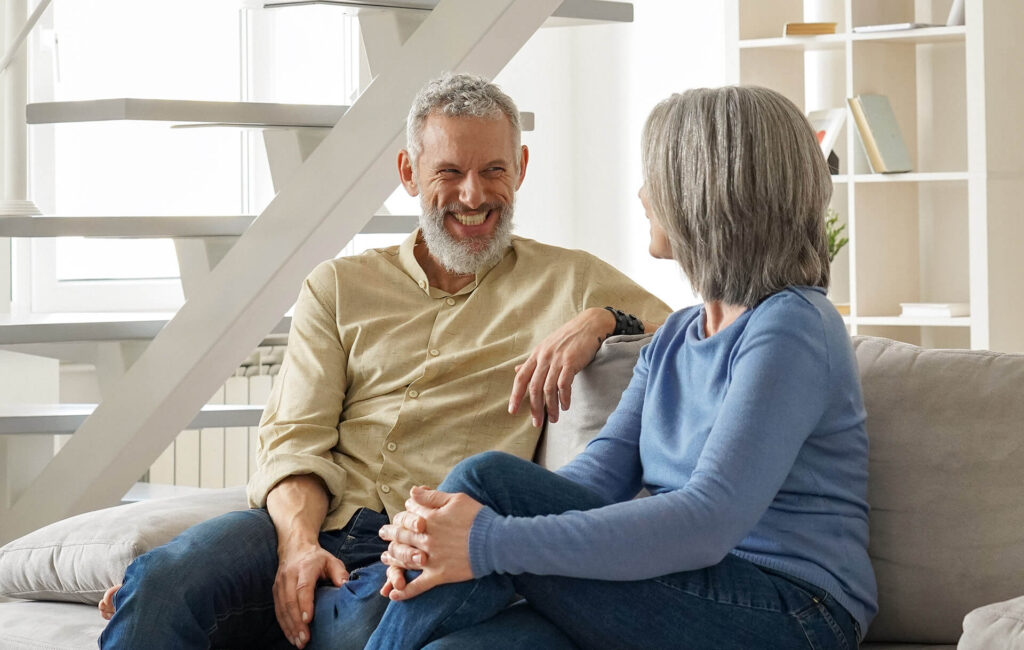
[
  {"x1": 377, "y1": 486, "x2": 481, "y2": 600},
  {"x1": 266, "y1": 474, "x2": 337, "y2": 648},
  {"x1": 509, "y1": 307, "x2": 616, "y2": 427},
  {"x1": 273, "y1": 539, "x2": 348, "y2": 648}
]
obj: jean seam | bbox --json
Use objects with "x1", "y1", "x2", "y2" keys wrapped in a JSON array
[
  {"x1": 433, "y1": 581, "x2": 495, "y2": 631},
  {"x1": 205, "y1": 599, "x2": 277, "y2": 636},
  {"x1": 794, "y1": 598, "x2": 850, "y2": 650},
  {"x1": 651, "y1": 576, "x2": 787, "y2": 614}
]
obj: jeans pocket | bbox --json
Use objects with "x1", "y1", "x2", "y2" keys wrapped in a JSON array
[{"x1": 794, "y1": 597, "x2": 851, "y2": 650}]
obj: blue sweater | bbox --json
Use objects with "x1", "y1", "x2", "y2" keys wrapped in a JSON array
[{"x1": 469, "y1": 287, "x2": 878, "y2": 633}]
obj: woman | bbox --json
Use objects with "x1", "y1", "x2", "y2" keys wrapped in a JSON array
[{"x1": 368, "y1": 86, "x2": 877, "y2": 649}]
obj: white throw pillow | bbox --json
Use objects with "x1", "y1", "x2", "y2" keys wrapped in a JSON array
[{"x1": 0, "y1": 487, "x2": 248, "y2": 604}]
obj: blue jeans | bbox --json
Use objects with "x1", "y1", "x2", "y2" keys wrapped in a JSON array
[
  {"x1": 366, "y1": 452, "x2": 859, "y2": 650},
  {"x1": 99, "y1": 506, "x2": 391, "y2": 649}
]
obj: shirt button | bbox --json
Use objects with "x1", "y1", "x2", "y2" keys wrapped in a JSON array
[
  {"x1": 419, "y1": 280, "x2": 427, "y2": 289},
  {"x1": 380, "y1": 484, "x2": 392, "y2": 494},
  {"x1": 445, "y1": 297, "x2": 455, "y2": 306},
  {"x1": 386, "y1": 442, "x2": 398, "y2": 452},
  {"x1": 408, "y1": 389, "x2": 419, "y2": 398},
  {"x1": 429, "y1": 349, "x2": 440, "y2": 357}
]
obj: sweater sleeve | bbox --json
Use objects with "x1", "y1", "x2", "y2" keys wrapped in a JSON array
[{"x1": 470, "y1": 305, "x2": 831, "y2": 580}]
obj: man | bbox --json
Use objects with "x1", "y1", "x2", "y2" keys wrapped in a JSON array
[{"x1": 99, "y1": 73, "x2": 669, "y2": 649}]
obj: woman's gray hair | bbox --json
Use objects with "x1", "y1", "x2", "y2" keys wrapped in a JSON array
[
  {"x1": 407, "y1": 72, "x2": 522, "y2": 169},
  {"x1": 642, "y1": 86, "x2": 833, "y2": 308}
]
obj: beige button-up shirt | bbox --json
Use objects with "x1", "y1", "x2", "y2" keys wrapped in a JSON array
[{"x1": 247, "y1": 231, "x2": 671, "y2": 530}]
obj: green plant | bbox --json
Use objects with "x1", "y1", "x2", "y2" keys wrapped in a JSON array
[{"x1": 825, "y1": 208, "x2": 849, "y2": 263}]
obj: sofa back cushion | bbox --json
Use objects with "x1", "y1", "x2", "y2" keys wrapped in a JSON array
[{"x1": 854, "y1": 336, "x2": 1024, "y2": 644}]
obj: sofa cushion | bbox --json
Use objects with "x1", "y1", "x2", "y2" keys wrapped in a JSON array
[
  {"x1": 958, "y1": 594, "x2": 1024, "y2": 649},
  {"x1": 854, "y1": 337, "x2": 1024, "y2": 644},
  {"x1": 535, "y1": 333, "x2": 650, "y2": 470},
  {"x1": 0, "y1": 600, "x2": 104, "y2": 649},
  {"x1": 0, "y1": 486, "x2": 248, "y2": 604}
]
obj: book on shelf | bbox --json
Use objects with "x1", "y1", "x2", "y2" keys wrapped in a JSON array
[
  {"x1": 783, "y1": 22, "x2": 837, "y2": 36},
  {"x1": 852, "y1": 23, "x2": 940, "y2": 33},
  {"x1": 847, "y1": 94, "x2": 913, "y2": 173},
  {"x1": 900, "y1": 302, "x2": 970, "y2": 318}
]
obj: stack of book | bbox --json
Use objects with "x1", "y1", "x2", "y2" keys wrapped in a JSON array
[{"x1": 783, "y1": 22, "x2": 837, "y2": 36}]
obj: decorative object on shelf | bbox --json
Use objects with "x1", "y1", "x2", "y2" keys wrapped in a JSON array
[
  {"x1": 847, "y1": 94, "x2": 913, "y2": 173},
  {"x1": 827, "y1": 150, "x2": 840, "y2": 175},
  {"x1": 852, "y1": 23, "x2": 940, "y2": 33},
  {"x1": 807, "y1": 108, "x2": 845, "y2": 157},
  {"x1": 900, "y1": 302, "x2": 970, "y2": 318},
  {"x1": 825, "y1": 208, "x2": 849, "y2": 263},
  {"x1": 783, "y1": 22, "x2": 836, "y2": 36},
  {"x1": 947, "y1": 0, "x2": 965, "y2": 27}
]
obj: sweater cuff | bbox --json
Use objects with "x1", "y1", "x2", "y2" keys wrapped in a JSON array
[{"x1": 468, "y1": 506, "x2": 501, "y2": 577}]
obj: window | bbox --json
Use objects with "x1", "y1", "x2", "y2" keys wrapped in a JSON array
[{"x1": 25, "y1": 1, "x2": 367, "y2": 312}]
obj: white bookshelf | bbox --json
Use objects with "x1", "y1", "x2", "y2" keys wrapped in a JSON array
[{"x1": 727, "y1": 0, "x2": 1024, "y2": 352}]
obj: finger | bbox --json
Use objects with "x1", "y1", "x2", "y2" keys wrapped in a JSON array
[
  {"x1": 324, "y1": 555, "x2": 349, "y2": 588},
  {"x1": 387, "y1": 541, "x2": 426, "y2": 569},
  {"x1": 557, "y1": 366, "x2": 574, "y2": 411},
  {"x1": 528, "y1": 363, "x2": 549, "y2": 427},
  {"x1": 389, "y1": 565, "x2": 407, "y2": 591},
  {"x1": 410, "y1": 485, "x2": 451, "y2": 509},
  {"x1": 293, "y1": 574, "x2": 314, "y2": 646},
  {"x1": 508, "y1": 356, "x2": 537, "y2": 414},
  {"x1": 389, "y1": 525, "x2": 429, "y2": 549},
  {"x1": 543, "y1": 364, "x2": 560, "y2": 423},
  {"x1": 273, "y1": 577, "x2": 297, "y2": 647},
  {"x1": 393, "y1": 510, "x2": 425, "y2": 534},
  {"x1": 378, "y1": 523, "x2": 397, "y2": 542},
  {"x1": 389, "y1": 571, "x2": 441, "y2": 601}
]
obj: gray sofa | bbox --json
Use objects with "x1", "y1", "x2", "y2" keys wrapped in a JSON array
[{"x1": 1, "y1": 335, "x2": 1022, "y2": 648}]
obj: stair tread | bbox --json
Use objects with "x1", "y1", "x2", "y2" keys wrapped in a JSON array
[
  {"x1": 0, "y1": 214, "x2": 417, "y2": 238},
  {"x1": 0, "y1": 403, "x2": 265, "y2": 434},
  {"x1": 261, "y1": 0, "x2": 633, "y2": 26},
  {"x1": 0, "y1": 313, "x2": 291, "y2": 345},
  {"x1": 26, "y1": 98, "x2": 535, "y2": 130}
]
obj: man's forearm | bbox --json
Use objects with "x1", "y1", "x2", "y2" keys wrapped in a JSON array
[{"x1": 266, "y1": 474, "x2": 330, "y2": 550}]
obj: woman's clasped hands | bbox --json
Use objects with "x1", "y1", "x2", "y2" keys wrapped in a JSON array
[{"x1": 377, "y1": 485, "x2": 483, "y2": 601}]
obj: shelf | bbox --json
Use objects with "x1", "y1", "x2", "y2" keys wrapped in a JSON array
[
  {"x1": 848, "y1": 172, "x2": 969, "y2": 184},
  {"x1": 739, "y1": 34, "x2": 845, "y2": 51},
  {"x1": 854, "y1": 316, "x2": 971, "y2": 328},
  {"x1": 0, "y1": 403, "x2": 264, "y2": 435},
  {"x1": 0, "y1": 214, "x2": 418, "y2": 238},
  {"x1": 851, "y1": 25, "x2": 965, "y2": 45},
  {"x1": 260, "y1": 0, "x2": 634, "y2": 27},
  {"x1": 0, "y1": 312, "x2": 291, "y2": 345},
  {"x1": 740, "y1": 26, "x2": 965, "y2": 51}
]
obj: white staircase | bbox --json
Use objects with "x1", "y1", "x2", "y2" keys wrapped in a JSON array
[{"x1": 0, "y1": 0, "x2": 633, "y2": 544}]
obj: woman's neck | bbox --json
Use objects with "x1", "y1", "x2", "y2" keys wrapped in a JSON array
[{"x1": 703, "y1": 301, "x2": 748, "y2": 337}]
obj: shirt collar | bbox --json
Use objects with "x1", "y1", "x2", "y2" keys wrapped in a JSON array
[{"x1": 398, "y1": 228, "x2": 509, "y2": 298}]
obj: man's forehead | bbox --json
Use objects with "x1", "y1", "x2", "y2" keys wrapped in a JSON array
[{"x1": 418, "y1": 113, "x2": 517, "y2": 160}]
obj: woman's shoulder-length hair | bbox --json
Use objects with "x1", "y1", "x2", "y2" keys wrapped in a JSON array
[{"x1": 642, "y1": 85, "x2": 833, "y2": 308}]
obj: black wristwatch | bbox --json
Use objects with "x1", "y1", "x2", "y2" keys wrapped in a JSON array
[{"x1": 603, "y1": 307, "x2": 645, "y2": 336}]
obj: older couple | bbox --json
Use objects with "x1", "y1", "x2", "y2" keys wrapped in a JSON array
[{"x1": 101, "y1": 74, "x2": 876, "y2": 650}]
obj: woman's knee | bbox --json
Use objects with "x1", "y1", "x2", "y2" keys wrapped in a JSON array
[{"x1": 440, "y1": 451, "x2": 529, "y2": 497}]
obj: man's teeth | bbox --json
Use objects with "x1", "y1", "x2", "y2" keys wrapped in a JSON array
[{"x1": 453, "y1": 212, "x2": 487, "y2": 226}]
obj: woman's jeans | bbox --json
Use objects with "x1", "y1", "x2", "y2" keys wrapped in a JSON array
[
  {"x1": 367, "y1": 451, "x2": 860, "y2": 650},
  {"x1": 99, "y1": 506, "x2": 392, "y2": 649}
]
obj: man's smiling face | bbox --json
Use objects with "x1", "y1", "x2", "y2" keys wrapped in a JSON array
[{"x1": 404, "y1": 113, "x2": 527, "y2": 275}]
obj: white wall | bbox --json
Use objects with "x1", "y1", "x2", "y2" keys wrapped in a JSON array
[{"x1": 496, "y1": 1, "x2": 728, "y2": 310}]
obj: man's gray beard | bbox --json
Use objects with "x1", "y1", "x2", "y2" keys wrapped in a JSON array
[{"x1": 419, "y1": 198, "x2": 515, "y2": 275}]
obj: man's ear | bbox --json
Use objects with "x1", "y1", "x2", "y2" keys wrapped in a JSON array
[
  {"x1": 515, "y1": 145, "x2": 529, "y2": 190},
  {"x1": 398, "y1": 150, "x2": 418, "y2": 196}
]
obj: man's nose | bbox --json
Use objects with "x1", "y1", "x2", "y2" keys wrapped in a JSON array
[{"x1": 458, "y1": 173, "x2": 485, "y2": 208}]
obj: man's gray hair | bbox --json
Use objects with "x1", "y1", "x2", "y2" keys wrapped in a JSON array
[
  {"x1": 406, "y1": 72, "x2": 522, "y2": 168},
  {"x1": 641, "y1": 86, "x2": 832, "y2": 308}
]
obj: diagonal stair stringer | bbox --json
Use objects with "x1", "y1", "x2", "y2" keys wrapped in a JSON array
[{"x1": 0, "y1": 0, "x2": 562, "y2": 543}]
